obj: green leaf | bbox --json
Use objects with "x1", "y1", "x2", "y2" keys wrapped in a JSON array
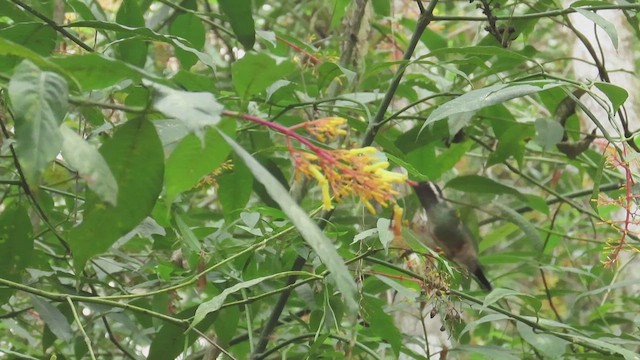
[
  {"x1": 50, "y1": 53, "x2": 165, "y2": 91},
  {"x1": 594, "y1": 82, "x2": 628, "y2": 113},
  {"x1": 424, "y1": 81, "x2": 561, "y2": 129},
  {"x1": 68, "y1": 21, "x2": 216, "y2": 69},
  {"x1": 487, "y1": 124, "x2": 533, "y2": 167},
  {"x1": 362, "y1": 297, "x2": 401, "y2": 355},
  {"x1": 217, "y1": 154, "x2": 253, "y2": 219},
  {"x1": 115, "y1": 0, "x2": 147, "y2": 67},
  {"x1": 169, "y1": 11, "x2": 205, "y2": 68},
  {"x1": 517, "y1": 322, "x2": 568, "y2": 359},
  {"x1": 220, "y1": 131, "x2": 358, "y2": 312},
  {"x1": 534, "y1": 118, "x2": 564, "y2": 150},
  {"x1": 148, "y1": 305, "x2": 217, "y2": 360},
  {"x1": 60, "y1": 125, "x2": 118, "y2": 206},
  {"x1": 192, "y1": 273, "x2": 305, "y2": 328},
  {"x1": 317, "y1": 62, "x2": 356, "y2": 90},
  {"x1": 0, "y1": 37, "x2": 67, "y2": 75},
  {"x1": 164, "y1": 120, "x2": 235, "y2": 202},
  {"x1": 572, "y1": 7, "x2": 618, "y2": 49},
  {"x1": 219, "y1": 0, "x2": 255, "y2": 49},
  {"x1": 174, "y1": 213, "x2": 200, "y2": 254},
  {"x1": 8, "y1": 60, "x2": 68, "y2": 186},
  {"x1": 30, "y1": 296, "x2": 72, "y2": 343},
  {"x1": 231, "y1": 52, "x2": 295, "y2": 102},
  {"x1": 68, "y1": 118, "x2": 164, "y2": 273},
  {"x1": 446, "y1": 175, "x2": 548, "y2": 214},
  {"x1": 371, "y1": 0, "x2": 390, "y2": 16},
  {"x1": 494, "y1": 202, "x2": 543, "y2": 250},
  {"x1": 330, "y1": 0, "x2": 350, "y2": 28},
  {"x1": 446, "y1": 175, "x2": 523, "y2": 198},
  {"x1": 0, "y1": 23, "x2": 56, "y2": 56},
  {"x1": 146, "y1": 81, "x2": 223, "y2": 140},
  {"x1": 0, "y1": 204, "x2": 32, "y2": 303}
]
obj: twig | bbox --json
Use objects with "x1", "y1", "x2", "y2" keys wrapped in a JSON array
[
  {"x1": 66, "y1": 297, "x2": 97, "y2": 360},
  {"x1": 361, "y1": 0, "x2": 439, "y2": 146},
  {"x1": 9, "y1": 0, "x2": 94, "y2": 52}
]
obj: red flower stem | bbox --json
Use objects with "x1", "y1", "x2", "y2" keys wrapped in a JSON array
[
  {"x1": 276, "y1": 35, "x2": 322, "y2": 66},
  {"x1": 223, "y1": 111, "x2": 335, "y2": 163}
]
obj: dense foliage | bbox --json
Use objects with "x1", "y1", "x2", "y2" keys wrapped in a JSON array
[{"x1": 0, "y1": 0, "x2": 639, "y2": 359}]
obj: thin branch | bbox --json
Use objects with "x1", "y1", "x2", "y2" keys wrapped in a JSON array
[
  {"x1": 362, "y1": 0, "x2": 439, "y2": 146},
  {"x1": 9, "y1": 0, "x2": 94, "y2": 52},
  {"x1": 66, "y1": 297, "x2": 97, "y2": 360},
  {"x1": 0, "y1": 277, "x2": 227, "y2": 352},
  {"x1": 431, "y1": 4, "x2": 640, "y2": 21}
]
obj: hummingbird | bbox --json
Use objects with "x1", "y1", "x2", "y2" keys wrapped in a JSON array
[{"x1": 410, "y1": 181, "x2": 492, "y2": 291}]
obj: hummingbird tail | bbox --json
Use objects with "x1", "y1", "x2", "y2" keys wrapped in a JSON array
[{"x1": 474, "y1": 268, "x2": 493, "y2": 291}]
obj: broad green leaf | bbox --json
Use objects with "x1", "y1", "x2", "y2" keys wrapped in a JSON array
[
  {"x1": 219, "y1": 0, "x2": 255, "y2": 49},
  {"x1": 115, "y1": 0, "x2": 147, "y2": 67},
  {"x1": 446, "y1": 176, "x2": 548, "y2": 214},
  {"x1": 494, "y1": 202, "x2": 543, "y2": 250},
  {"x1": 220, "y1": 131, "x2": 358, "y2": 312},
  {"x1": 573, "y1": 7, "x2": 618, "y2": 49},
  {"x1": 487, "y1": 124, "x2": 533, "y2": 167},
  {"x1": 517, "y1": 322, "x2": 568, "y2": 359},
  {"x1": 534, "y1": 118, "x2": 564, "y2": 150},
  {"x1": 231, "y1": 52, "x2": 295, "y2": 102},
  {"x1": 169, "y1": 11, "x2": 205, "y2": 68},
  {"x1": 217, "y1": 154, "x2": 253, "y2": 219},
  {"x1": 362, "y1": 296, "x2": 401, "y2": 355},
  {"x1": 192, "y1": 272, "x2": 312, "y2": 327},
  {"x1": 594, "y1": 82, "x2": 628, "y2": 113},
  {"x1": 446, "y1": 175, "x2": 523, "y2": 198},
  {"x1": 146, "y1": 81, "x2": 223, "y2": 140},
  {"x1": 60, "y1": 125, "x2": 117, "y2": 206},
  {"x1": 51, "y1": 53, "x2": 166, "y2": 91},
  {"x1": 0, "y1": 204, "x2": 32, "y2": 303},
  {"x1": 164, "y1": 120, "x2": 235, "y2": 202},
  {"x1": 0, "y1": 23, "x2": 56, "y2": 56},
  {"x1": 8, "y1": 60, "x2": 68, "y2": 186},
  {"x1": 30, "y1": 296, "x2": 72, "y2": 343},
  {"x1": 0, "y1": 37, "x2": 65, "y2": 74},
  {"x1": 147, "y1": 305, "x2": 217, "y2": 360},
  {"x1": 67, "y1": 21, "x2": 216, "y2": 69},
  {"x1": 68, "y1": 118, "x2": 164, "y2": 273},
  {"x1": 424, "y1": 81, "x2": 561, "y2": 128}
]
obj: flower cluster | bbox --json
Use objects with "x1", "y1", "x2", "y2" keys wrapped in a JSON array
[{"x1": 290, "y1": 117, "x2": 407, "y2": 213}]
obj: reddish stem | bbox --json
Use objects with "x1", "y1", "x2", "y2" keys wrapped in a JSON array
[
  {"x1": 223, "y1": 111, "x2": 335, "y2": 163},
  {"x1": 276, "y1": 35, "x2": 322, "y2": 66}
]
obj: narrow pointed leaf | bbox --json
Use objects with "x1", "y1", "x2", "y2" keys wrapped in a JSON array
[{"x1": 219, "y1": 131, "x2": 358, "y2": 312}]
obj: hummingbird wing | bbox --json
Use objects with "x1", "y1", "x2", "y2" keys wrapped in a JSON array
[{"x1": 429, "y1": 206, "x2": 493, "y2": 291}]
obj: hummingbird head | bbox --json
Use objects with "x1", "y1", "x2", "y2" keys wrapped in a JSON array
[{"x1": 410, "y1": 181, "x2": 443, "y2": 211}]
